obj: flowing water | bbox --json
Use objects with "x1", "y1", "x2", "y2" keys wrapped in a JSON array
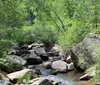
[{"x1": 36, "y1": 64, "x2": 94, "y2": 85}]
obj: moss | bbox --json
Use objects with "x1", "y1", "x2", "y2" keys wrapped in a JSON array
[
  {"x1": 78, "y1": 54, "x2": 86, "y2": 69},
  {"x1": 0, "y1": 39, "x2": 15, "y2": 57},
  {"x1": 0, "y1": 58, "x2": 23, "y2": 73}
]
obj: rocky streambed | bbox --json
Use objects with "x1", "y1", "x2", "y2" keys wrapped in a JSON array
[
  {"x1": 0, "y1": 43, "x2": 94, "y2": 85},
  {"x1": 1, "y1": 33, "x2": 99, "y2": 85}
]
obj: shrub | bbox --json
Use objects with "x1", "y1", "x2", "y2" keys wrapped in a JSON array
[
  {"x1": 10, "y1": 27, "x2": 35, "y2": 45},
  {"x1": 57, "y1": 21, "x2": 90, "y2": 50},
  {"x1": 31, "y1": 27, "x2": 57, "y2": 45},
  {"x1": 0, "y1": 39, "x2": 15, "y2": 57}
]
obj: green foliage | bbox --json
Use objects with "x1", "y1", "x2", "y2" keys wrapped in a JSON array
[
  {"x1": 92, "y1": 45, "x2": 100, "y2": 83},
  {"x1": 31, "y1": 27, "x2": 57, "y2": 45},
  {"x1": 25, "y1": 72, "x2": 32, "y2": 84},
  {"x1": 85, "y1": 45, "x2": 100, "y2": 83},
  {"x1": 0, "y1": 0, "x2": 27, "y2": 28},
  {"x1": 57, "y1": 21, "x2": 90, "y2": 49},
  {"x1": 10, "y1": 27, "x2": 35, "y2": 45},
  {"x1": 0, "y1": 39, "x2": 15, "y2": 57},
  {"x1": 17, "y1": 76, "x2": 23, "y2": 84},
  {"x1": 17, "y1": 72, "x2": 32, "y2": 84},
  {"x1": 0, "y1": 0, "x2": 100, "y2": 50}
]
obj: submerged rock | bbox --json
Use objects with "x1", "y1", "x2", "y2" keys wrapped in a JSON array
[
  {"x1": 0, "y1": 80, "x2": 14, "y2": 85},
  {"x1": 79, "y1": 74, "x2": 92, "y2": 80},
  {"x1": 0, "y1": 72, "x2": 9, "y2": 81},
  {"x1": 30, "y1": 78, "x2": 53, "y2": 85}
]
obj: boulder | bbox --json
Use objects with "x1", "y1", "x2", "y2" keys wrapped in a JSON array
[
  {"x1": 25, "y1": 52, "x2": 43, "y2": 65},
  {"x1": 48, "y1": 44, "x2": 64, "y2": 56},
  {"x1": 7, "y1": 69, "x2": 30, "y2": 80},
  {"x1": 7, "y1": 55, "x2": 27, "y2": 66},
  {"x1": 51, "y1": 60, "x2": 67, "y2": 72},
  {"x1": 34, "y1": 47, "x2": 46, "y2": 56},
  {"x1": 34, "y1": 47, "x2": 49, "y2": 61},
  {"x1": 26, "y1": 57, "x2": 42, "y2": 65},
  {"x1": 71, "y1": 33, "x2": 100, "y2": 70},
  {"x1": 67, "y1": 62, "x2": 74, "y2": 71},
  {"x1": 7, "y1": 69, "x2": 39, "y2": 83},
  {"x1": 0, "y1": 58, "x2": 23, "y2": 73},
  {"x1": 66, "y1": 55, "x2": 72, "y2": 64}
]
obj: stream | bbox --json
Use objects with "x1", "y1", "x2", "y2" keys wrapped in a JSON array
[{"x1": 36, "y1": 64, "x2": 94, "y2": 85}]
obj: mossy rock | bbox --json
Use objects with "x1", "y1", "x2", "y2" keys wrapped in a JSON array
[
  {"x1": 71, "y1": 33, "x2": 100, "y2": 71},
  {"x1": 0, "y1": 58, "x2": 23, "y2": 73},
  {"x1": 0, "y1": 40, "x2": 15, "y2": 57}
]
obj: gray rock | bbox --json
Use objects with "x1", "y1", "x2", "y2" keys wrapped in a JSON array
[
  {"x1": 7, "y1": 55, "x2": 26, "y2": 66},
  {"x1": 0, "y1": 58, "x2": 23, "y2": 73},
  {"x1": 7, "y1": 69, "x2": 39, "y2": 83},
  {"x1": 71, "y1": 33, "x2": 100, "y2": 70},
  {"x1": 48, "y1": 44, "x2": 64, "y2": 56},
  {"x1": 28, "y1": 43, "x2": 44, "y2": 49},
  {"x1": 25, "y1": 52, "x2": 43, "y2": 65},
  {"x1": 51, "y1": 60, "x2": 68, "y2": 72},
  {"x1": 79, "y1": 74, "x2": 92, "y2": 80},
  {"x1": 0, "y1": 80, "x2": 14, "y2": 85},
  {"x1": 34, "y1": 47, "x2": 46, "y2": 56},
  {"x1": 0, "y1": 72, "x2": 9, "y2": 81},
  {"x1": 66, "y1": 55, "x2": 72, "y2": 64},
  {"x1": 34, "y1": 47, "x2": 49, "y2": 61},
  {"x1": 67, "y1": 62, "x2": 74, "y2": 71},
  {"x1": 30, "y1": 78, "x2": 53, "y2": 85}
]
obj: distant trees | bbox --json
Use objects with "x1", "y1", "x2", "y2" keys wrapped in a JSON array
[{"x1": 0, "y1": 0, "x2": 100, "y2": 54}]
